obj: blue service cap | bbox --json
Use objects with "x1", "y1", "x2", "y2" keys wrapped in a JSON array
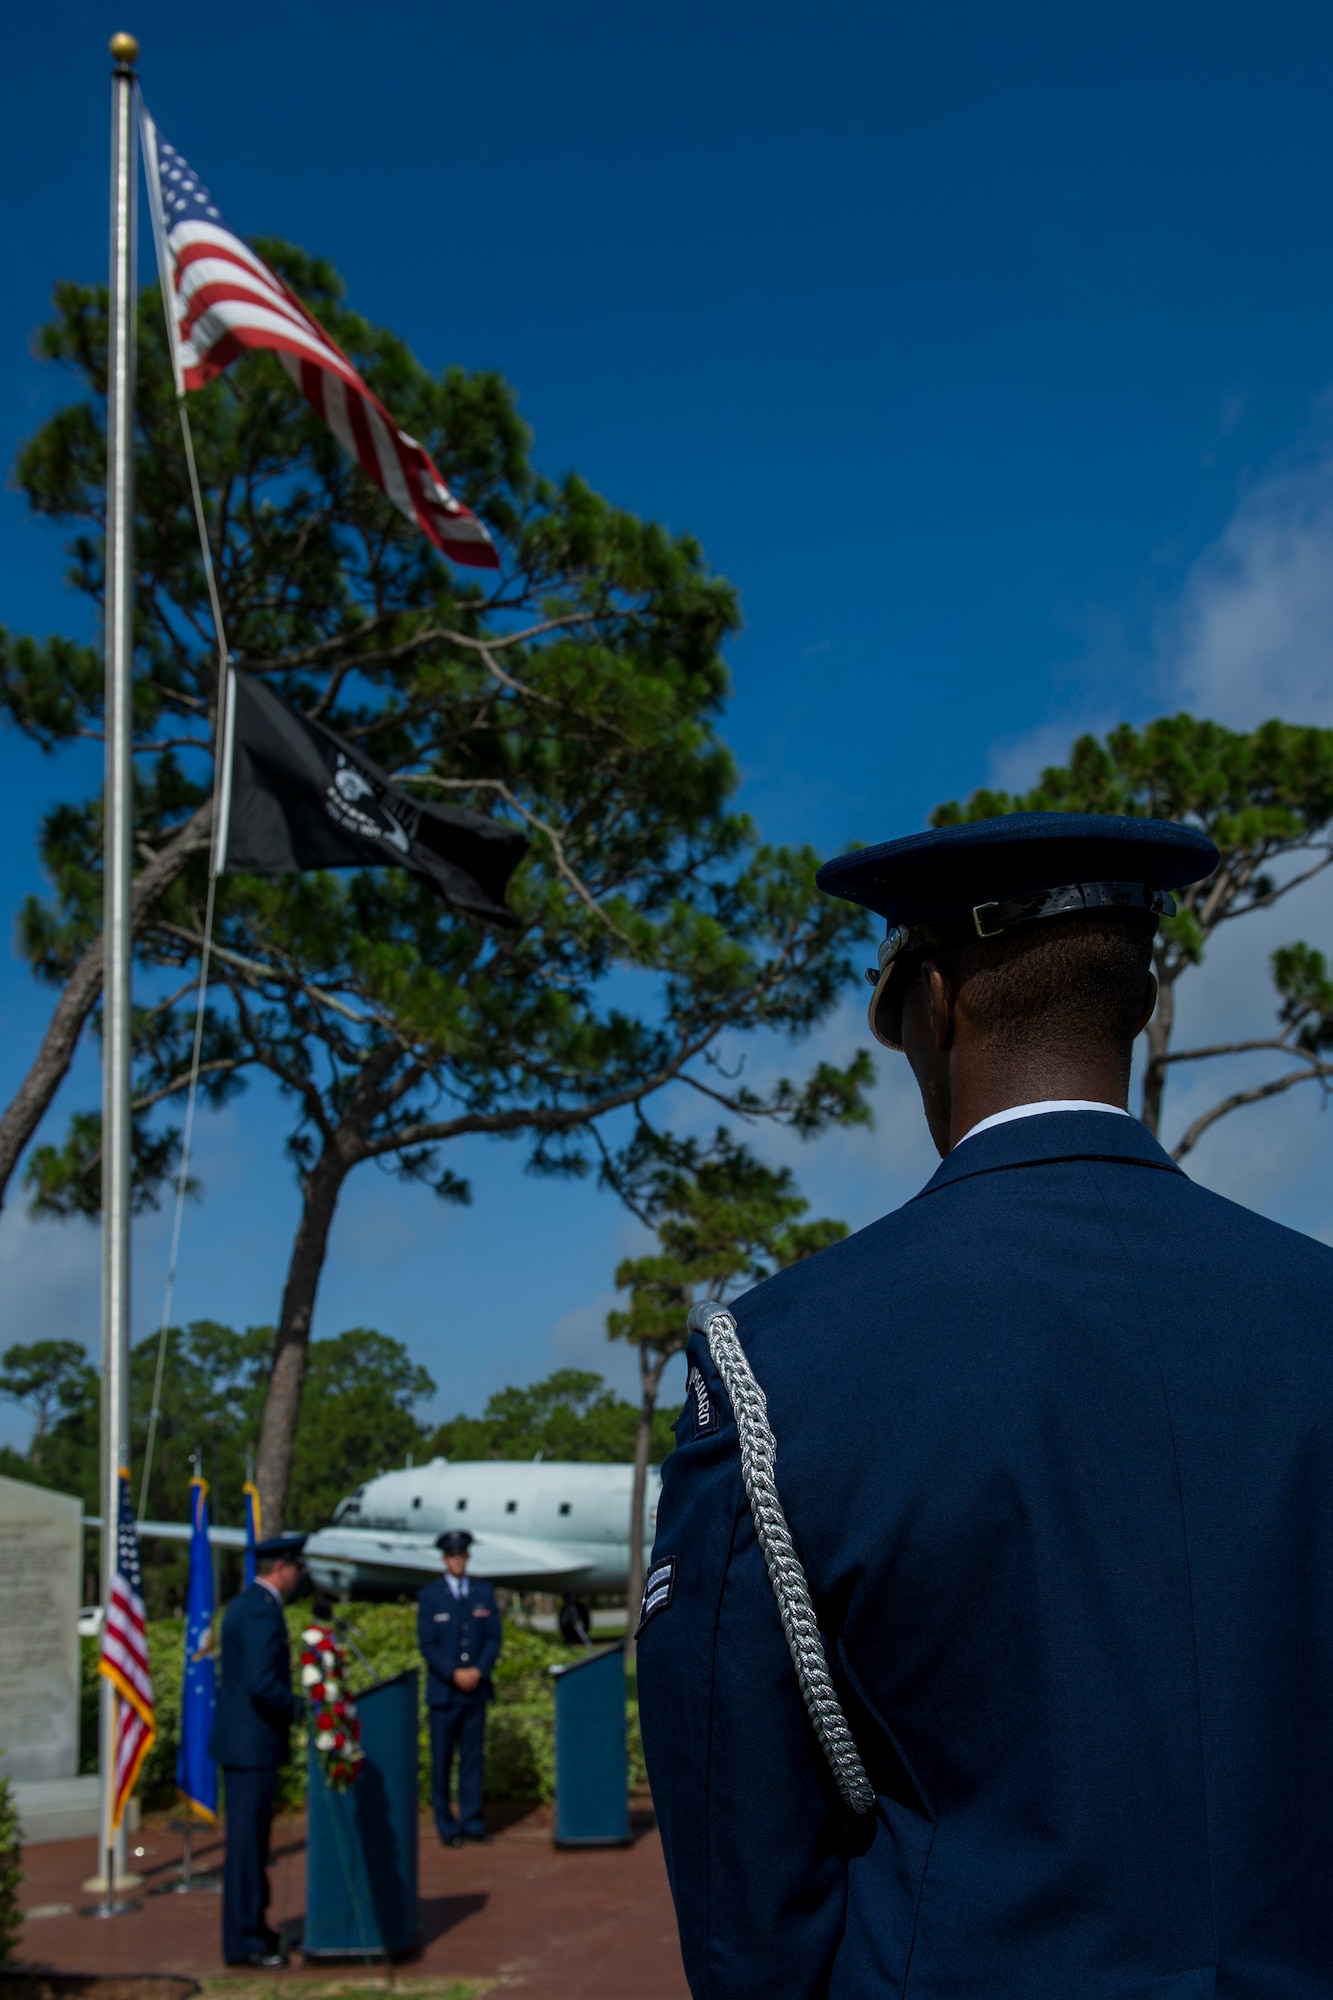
[
  {"x1": 816, "y1": 811, "x2": 1219, "y2": 1052},
  {"x1": 253, "y1": 1533, "x2": 307, "y2": 1560},
  {"x1": 436, "y1": 1530, "x2": 474, "y2": 1555}
]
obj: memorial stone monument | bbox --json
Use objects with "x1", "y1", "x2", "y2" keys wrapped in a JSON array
[{"x1": 0, "y1": 1472, "x2": 82, "y2": 1783}]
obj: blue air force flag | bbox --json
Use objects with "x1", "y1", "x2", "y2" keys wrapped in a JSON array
[
  {"x1": 243, "y1": 1478, "x2": 261, "y2": 1590},
  {"x1": 176, "y1": 1476, "x2": 218, "y2": 1823}
]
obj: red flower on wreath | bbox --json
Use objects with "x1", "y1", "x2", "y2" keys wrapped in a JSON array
[{"x1": 300, "y1": 1621, "x2": 365, "y2": 1793}]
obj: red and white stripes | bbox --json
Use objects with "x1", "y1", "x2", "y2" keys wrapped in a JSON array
[
  {"x1": 99, "y1": 1472, "x2": 156, "y2": 1828},
  {"x1": 141, "y1": 105, "x2": 498, "y2": 569}
]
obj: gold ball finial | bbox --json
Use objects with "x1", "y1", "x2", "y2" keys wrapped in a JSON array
[{"x1": 109, "y1": 31, "x2": 140, "y2": 65}]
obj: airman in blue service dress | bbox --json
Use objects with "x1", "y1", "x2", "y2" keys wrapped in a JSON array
[
  {"x1": 637, "y1": 812, "x2": 1333, "y2": 1999},
  {"x1": 417, "y1": 1530, "x2": 502, "y2": 1842},
  {"x1": 211, "y1": 1533, "x2": 305, "y2": 1966}
]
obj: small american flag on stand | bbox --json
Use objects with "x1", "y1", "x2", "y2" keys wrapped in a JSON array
[
  {"x1": 99, "y1": 1471, "x2": 156, "y2": 1828},
  {"x1": 138, "y1": 105, "x2": 498, "y2": 570}
]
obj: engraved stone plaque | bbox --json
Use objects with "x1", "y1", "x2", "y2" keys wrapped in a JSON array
[{"x1": 0, "y1": 1472, "x2": 82, "y2": 1783}]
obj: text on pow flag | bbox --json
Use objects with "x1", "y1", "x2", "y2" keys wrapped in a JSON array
[
  {"x1": 99, "y1": 1471, "x2": 156, "y2": 1829},
  {"x1": 138, "y1": 105, "x2": 497, "y2": 570}
]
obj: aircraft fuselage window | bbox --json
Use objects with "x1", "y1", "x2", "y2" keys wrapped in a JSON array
[
  {"x1": 559, "y1": 1502, "x2": 571, "y2": 1515},
  {"x1": 505, "y1": 1500, "x2": 517, "y2": 1513},
  {"x1": 412, "y1": 1496, "x2": 422, "y2": 1509},
  {"x1": 456, "y1": 1498, "x2": 467, "y2": 1511}
]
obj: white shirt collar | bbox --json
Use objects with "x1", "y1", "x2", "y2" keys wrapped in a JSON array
[
  {"x1": 445, "y1": 1572, "x2": 468, "y2": 1598},
  {"x1": 256, "y1": 1575, "x2": 284, "y2": 1606},
  {"x1": 956, "y1": 1099, "x2": 1131, "y2": 1149}
]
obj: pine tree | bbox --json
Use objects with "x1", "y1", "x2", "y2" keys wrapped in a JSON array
[{"x1": 1, "y1": 251, "x2": 873, "y2": 1527}]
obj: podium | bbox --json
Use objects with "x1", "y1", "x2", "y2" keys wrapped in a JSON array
[
  {"x1": 550, "y1": 1645, "x2": 630, "y2": 1846},
  {"x1": 304, "y1": 1668, "x2": 419, "y2": 1956}
]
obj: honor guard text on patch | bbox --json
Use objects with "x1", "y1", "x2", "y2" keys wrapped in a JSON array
[
  {"x1": 688, "y1": 1364, "x2": 718, "y2": 1437},
  {"x1": 636, "y1": 1556, "x2": 677, "y2": 1636}
]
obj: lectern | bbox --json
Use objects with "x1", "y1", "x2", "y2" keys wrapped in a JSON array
[
  {"x1": 550, "y1": 1645, "x2": 630, "y2": 1846},
  {"x1": 304, "y1": 1667, "x2": 419, "y2": 1956}
]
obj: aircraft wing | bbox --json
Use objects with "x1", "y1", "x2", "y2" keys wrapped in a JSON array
[
  {"x1": 90, "y1": 1516, "x2": 248, "y2": 1549},
  {"x1": 303, "y1": 1524, "x2": 597, "y2": 1582},
  {"x1": 107, "y1": 1519, "x2": 596, "y2": 1584}
]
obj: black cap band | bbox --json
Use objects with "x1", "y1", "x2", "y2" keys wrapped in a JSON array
[{"x1": 867, "y1": 879, "x2": 1173, "y2": 982}]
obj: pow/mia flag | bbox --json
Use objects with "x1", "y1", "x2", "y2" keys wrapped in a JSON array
[{"x1": 215, "y1": 668, "x2": 527, "y2": 926}]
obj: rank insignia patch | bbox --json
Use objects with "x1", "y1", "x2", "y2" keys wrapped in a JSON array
[
  {"x1": 688, "y1": 1364, "x2": 718, "y2": 1437},
  {"x1": 636, "y1": 1556, "x2": 677, "y2": 1636}
]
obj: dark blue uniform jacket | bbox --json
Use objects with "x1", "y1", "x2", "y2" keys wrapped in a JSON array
[
  {"x1": 210, "y1": 1581, "x2": 297, "y2": 1770},
  {"x1": 417, "y1": 1576, "x2": 502, "y2": 1705},
  {"x1": 638, "y1": 1111, "x2": 1333, "y2": 1999}
]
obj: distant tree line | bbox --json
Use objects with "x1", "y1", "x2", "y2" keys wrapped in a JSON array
[
  {"x1": 429, "y1": 1367, "x2": 676, "y2": 1466},
  {"x1": 0, "y1": 1331, "x2": 669, "y2": 1616}
]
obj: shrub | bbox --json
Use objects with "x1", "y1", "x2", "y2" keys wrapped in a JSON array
[
  {"x1": 80, "y1": 1604, "x2": 629, "y2": 1813},
  {"x1": 0, "y1": 1773, "x2": 21, "y2": 1965}
]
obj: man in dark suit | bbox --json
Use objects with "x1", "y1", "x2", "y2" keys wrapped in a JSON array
[
  {"x1": 416, "y1": 1530, "x2": 502, "y2": 1844},
  {"x1": 639, "y1": 812, "x2": 1333, "y2": 1998},
  {"x1": 211, "y1": 1532, "x2": 305, "y2": 1967}
]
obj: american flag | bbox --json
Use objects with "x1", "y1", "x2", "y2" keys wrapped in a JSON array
[
  {"x1": 99, "y1": 1471, "x2": 156, "y2": 1829},
  {"x1": 139, "y1": 105, "x2": 498, "y2": 570}
]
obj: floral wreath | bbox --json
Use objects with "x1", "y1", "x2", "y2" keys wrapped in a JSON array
[{"x1": 300, "y1": 1621, "x2": 365, "y2": 1792}]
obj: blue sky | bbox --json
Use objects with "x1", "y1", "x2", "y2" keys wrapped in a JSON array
[{"x1": 3, "y1": 2, "x2": 1333, "y2": 1469}]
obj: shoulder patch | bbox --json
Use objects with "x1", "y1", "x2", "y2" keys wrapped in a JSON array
[
  {"x1": 635, "y1": 1555, "x2": 676, "y2": 1637},
  {"x1": 687, "y1": 1364, "x2": 718, "y2": 1437}
]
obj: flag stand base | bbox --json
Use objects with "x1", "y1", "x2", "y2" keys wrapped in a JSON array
[
  {"x1": 148, "y1": 1822, "x2": 221, "y2": 1894},
  {"x1": 81, "y1": 1873, "x2": 144, "y2": 1895},
  {"x1": 81, "y1": 1845, "x2": 143, "y2": 1911}
]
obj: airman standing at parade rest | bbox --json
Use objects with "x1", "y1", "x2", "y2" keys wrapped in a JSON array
[
  {"x1": 638, "y1": 812, "x2": 1333, "y2": 1997},
  {"x1": 417, "y1": 1529, "x2": 502, "y2": 1845}
]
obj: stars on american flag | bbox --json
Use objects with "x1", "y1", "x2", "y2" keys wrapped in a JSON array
[{"x1": 156, "y1": 140, "x2": 223, "y2": 226}]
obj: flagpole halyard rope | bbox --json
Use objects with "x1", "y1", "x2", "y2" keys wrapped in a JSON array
[
  {"x1": 137, "y1": 865, "x2": 218, "y2": 1516},
  {"x1": 136, "y1": 122, "x2": 234, "y2": 1508},
  {"x1": 686, "y1": 1300, "x2": 875, "y2": 1815}
]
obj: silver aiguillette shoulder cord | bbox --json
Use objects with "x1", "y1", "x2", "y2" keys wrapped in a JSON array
[{"x1": 687, "y1": 1301, "x2": 875, "y2": 1815}]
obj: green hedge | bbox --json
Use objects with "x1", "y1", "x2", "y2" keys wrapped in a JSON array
[
  {"x1": 0, "y1": 1775, "x2": 21, "y2": 1965},
  {"x1": 81, "y1": 1605, "x2": 644, "y2": 1811}
]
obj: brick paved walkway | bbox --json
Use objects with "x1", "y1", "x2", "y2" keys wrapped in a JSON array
[{"x1": 15, "y1": 1804, "x2": 688, "y2": 1998}]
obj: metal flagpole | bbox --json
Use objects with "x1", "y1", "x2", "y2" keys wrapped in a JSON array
[{"x1": 93, "y1": 28, "x2": 141, "y2": 1915}]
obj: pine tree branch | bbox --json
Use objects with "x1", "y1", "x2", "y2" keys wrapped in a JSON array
[
  {"x1": 0, "y1": 798, "x2": 214, "y2": 1214},
  {"x1": 153, "y1": 922, "x2": 381, "y2": 1028},
  {"x1": 403, "y1": 774, "x2": 637, "y2": 951},
  {"x1": 1171, "y1": 1061, "x2": 1333, "y2": 1162},
  {"x1": 243, "y1": 609, "x2": 599, "y2": 677},
  {"x1": 1163, "y1": 1033, "x2": 1302, "y2": 1063},
  {"x1": 1213, "y1": 849, "x2": 1333, "y2": 921}
]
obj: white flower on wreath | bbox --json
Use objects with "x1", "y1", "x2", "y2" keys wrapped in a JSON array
[
  {"x1": 323, "y1": 1680, "x2": 341, "y2": 1700},
  {"x1": 301, "y1": 1627, "x2": 324, "y2": 1645},
  {"x1": 301, "y1": 1664, "x2": 322, "y2": 1688},
  {"x1": 316, "y1": 1730, "x2": 336, "y2": 1751}
]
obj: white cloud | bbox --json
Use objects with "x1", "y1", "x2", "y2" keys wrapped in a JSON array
[
  {"x1": 983, "y1": 708, "x2": 1120, "y2": 797},
  {"x1": 0, "y1": 1202, "x2": 100, "y2": 1449},
  {"x1": 549, "y1": 1289, "x2": 622, "y2": 1369},
  {"x1": 979, "y1": 427, "x2": 1333, "y2": 797},
  {"x1": 1165, "y1": 449, "x2": 1333, "y2": 728}
]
